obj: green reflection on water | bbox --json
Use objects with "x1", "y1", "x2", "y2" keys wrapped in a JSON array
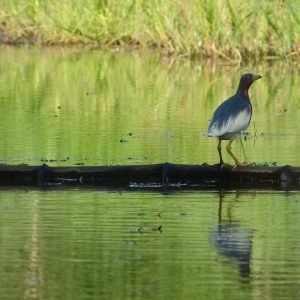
[
  {"x1": 0, "y1": 47, "x2": 300, "y2": 300},
  {"x1": 0, "y1": 46, "x2": 299, "y2": 166},
  {"x1": 0, "y1": 190, "x2": 299, "y2": 300}
]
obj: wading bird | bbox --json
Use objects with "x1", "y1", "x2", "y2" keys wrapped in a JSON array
[{"x1": 208, "y1": 73, "x2": 261, "y2": 167}]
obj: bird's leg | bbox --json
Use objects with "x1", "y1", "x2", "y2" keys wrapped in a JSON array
[
  {"x1": 218, "y1": 139, "x2": 224, "y2": 167},
  {"x1": 239, "y1": 135, "x2": 247, "y2": 163},
  {"x1": 226, "y1": 139, "x2": 243, "y2": 167}
]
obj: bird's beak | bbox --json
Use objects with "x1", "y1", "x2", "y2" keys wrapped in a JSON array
[{"x1": 252, "y1": 74, "x2": 262, "y2": 81}]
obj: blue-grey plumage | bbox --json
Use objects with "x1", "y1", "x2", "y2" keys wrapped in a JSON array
[
  {"x1": 208, "y1": 73, "x2": 261, "y2": 167},
  {"x1": 208, "y1": 94, "x2": 252, "y2": 140}
]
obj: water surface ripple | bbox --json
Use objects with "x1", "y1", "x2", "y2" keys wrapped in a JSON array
[{"x1": 0, "y1": 190, "x2": 299, "y2": 299}]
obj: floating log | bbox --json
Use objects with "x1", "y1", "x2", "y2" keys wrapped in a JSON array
[{"x1": 0, "y1": 163, "x2": 300, "y2": 190}]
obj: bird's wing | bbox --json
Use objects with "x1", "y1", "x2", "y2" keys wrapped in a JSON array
[{"x1": 208, "y1": 98, "x2": 251, "y2": 137}]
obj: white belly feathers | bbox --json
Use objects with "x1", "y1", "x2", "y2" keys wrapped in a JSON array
[{"x1": 208, "y1": 108, "x2": 251, "y2": 137}]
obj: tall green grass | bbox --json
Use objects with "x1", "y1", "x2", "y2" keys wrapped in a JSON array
[{"x1": 0, "y1": 0, "x2": 299, "y2": 60}]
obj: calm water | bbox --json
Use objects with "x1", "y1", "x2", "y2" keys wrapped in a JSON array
[
  {"x1": 0, "y1": 46, "x2": 299, "y2": 166},
  {"x1": 0, "y1": 190, "x2": 300, "y2": 300},
  {"x1": 0, "y1": 46, "x2": 300, "y2": 299}
]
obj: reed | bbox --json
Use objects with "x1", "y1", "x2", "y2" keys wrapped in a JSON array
[{"x1": 0, "y1": 0, "x2": 299, "y2": 60}]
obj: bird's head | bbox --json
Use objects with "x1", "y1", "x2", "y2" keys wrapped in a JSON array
[
  {"x1": 237, "y1": 73, "x2": 261, "y2": 95},
  {"x1": 241, "y1": 73, "x2": 261, "y2": 85}
]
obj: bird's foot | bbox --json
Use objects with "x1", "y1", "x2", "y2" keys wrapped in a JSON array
[
  {"x1": 233, "y1": 162, "x2": 252, "y2": 169},
  {"x1": 219, "y1": 161, "x2": 225, "y2": 170},
  {"x1": 219, "y1": 162, "x2": 233, "y2": 170}
]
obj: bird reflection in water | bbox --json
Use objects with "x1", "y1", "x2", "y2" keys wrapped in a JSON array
[{"x1": 212, "y1": 191, "x2": 253, "y2": 281}]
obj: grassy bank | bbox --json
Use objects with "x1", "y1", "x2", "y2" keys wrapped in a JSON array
[{"x1": 0, "y1": 0, "x2": 299, "y2": 61}]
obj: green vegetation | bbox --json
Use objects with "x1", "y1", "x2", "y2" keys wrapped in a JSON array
[{"x1": 0, "y1": 0, "x2": 299, "y2": 60}]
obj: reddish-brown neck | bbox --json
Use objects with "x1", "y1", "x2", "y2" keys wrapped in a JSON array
[{"x1": 236, "y1": 80, "x2": 252, "y2": 99}]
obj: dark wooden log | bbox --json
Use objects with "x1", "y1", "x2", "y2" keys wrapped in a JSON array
[{"x1": 0, "y1": 163, "x2": 300, "y2": 190}]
